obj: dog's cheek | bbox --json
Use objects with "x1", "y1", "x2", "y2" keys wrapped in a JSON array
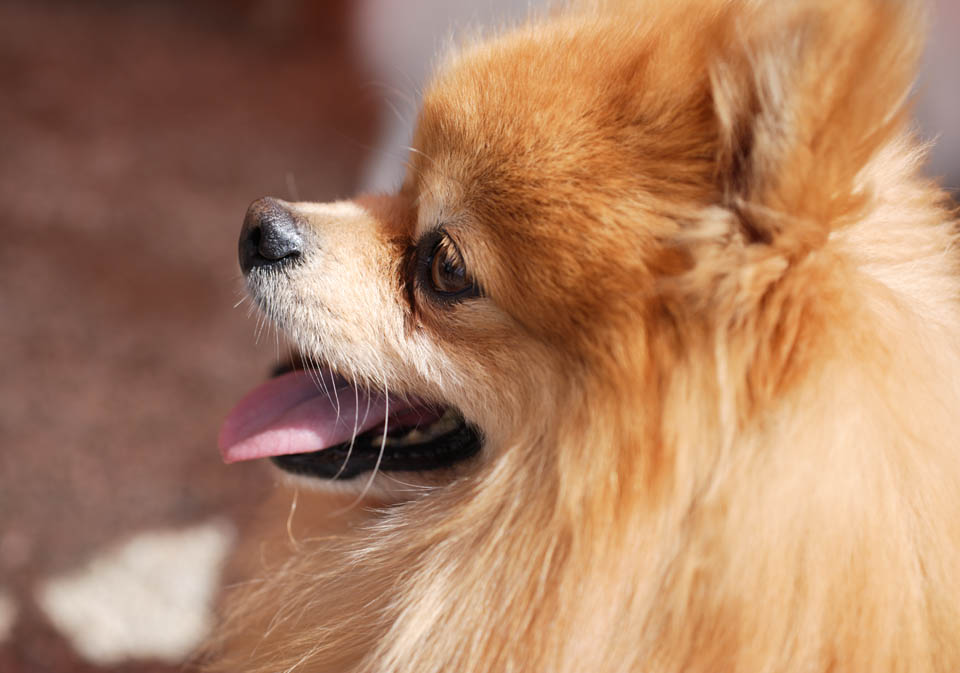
[{"x1": 421, "y1": 308, "x2": 562, "y2": 443}]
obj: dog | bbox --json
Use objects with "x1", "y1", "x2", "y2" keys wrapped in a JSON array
[{"x1": 209, "y1": 0, "x2": 960, "y2": 670}]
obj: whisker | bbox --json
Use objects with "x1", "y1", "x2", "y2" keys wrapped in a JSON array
[
  {"x1": 360, "y1": 380, "x2": 374, "y2": 428},
  {"x1": 336, "y1": 377, "x2": 389, "y2": 513},
  {"x1": 404, "y1": 145, "x2": 439, "y2": 169},
  {"x1": 286, "y1": 343, "x2": 299, "y2": 374},
  {"x1": 330, "y1": 372, "x2": 361, "y2": 481},
  {"x1": 361, "y1": 78, "x2": 418, "y2": 111},
  {"x1": 312, "y1": 354, "x2": 334, "y2": 403},
  {"x1": 357, "y1": 377, "x2": 389, "y2": 502},
  {"x1": 304, "y1": 354, "x2": 328, "y2": 398},
  {"x1": 382, "y1": 96, "x2": 410, "y2": 133},
  {"x1": 285, "y1": 171, "x2": 301, "y2": 202},
  {"x1": 330, "y1": 369, "x2": 342, "y2": 422},
  {"x1": 253, "y1": 310, "x2": 266, "y2": 345}
]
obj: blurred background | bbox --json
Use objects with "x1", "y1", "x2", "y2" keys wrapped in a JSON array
[{"x1": 0, "y1": 1, "x2": 956, "y2": 671}]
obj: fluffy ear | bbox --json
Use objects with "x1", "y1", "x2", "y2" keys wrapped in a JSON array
[{"x1": 711, "y1": 0, "x2": 925, "y2": 250}]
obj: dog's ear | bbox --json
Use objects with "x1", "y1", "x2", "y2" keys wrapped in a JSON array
[{"x1": 710, "y1": 0, "x2": 925, "y2": 251}]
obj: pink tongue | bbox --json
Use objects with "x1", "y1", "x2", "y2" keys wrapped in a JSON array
[{"x1": 218, "y1": 370, "x2": 391, "y2": 464}]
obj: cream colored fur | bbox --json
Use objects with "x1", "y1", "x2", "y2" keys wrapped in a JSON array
[{"x1": 207, "y1": 0, "x2": 960, "y2": 670}]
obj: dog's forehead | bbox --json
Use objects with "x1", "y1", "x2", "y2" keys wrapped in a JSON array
[
  {"x1": 411, "y1": 44, "x2": 609, "y2": 242},
  {"x1": 409, "y1": 16, "x2": 718, "y2": 234}
]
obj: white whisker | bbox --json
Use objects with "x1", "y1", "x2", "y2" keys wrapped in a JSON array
[
  {"x1": 330, "y1": 370, "x2": 342, "y2": 422},
  {"x1": 309, "y1": 354, "x2": 331, "y2": 400},
  {"x1": 330, "y1": 372, "x2": 361, "y2": 481},
  {"x1": 314, "y1": 362, "x2": 332, "y2": 402},
  {"x1": 361, "y1": 78, "x2": 418, "y2": 111},
  {"x1": 359, "y1": 378, "x2": 389, "y2": 501},
  {"x1": 336, "y1": 377, "x2": 389, "y2": 513},
  {"x1": 253, "y1": 310, "x2": 266, "y2": 345}
]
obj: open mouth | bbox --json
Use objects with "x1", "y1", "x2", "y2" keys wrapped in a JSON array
[{"x1": 218, "y1": 365, "x2": 481, "y2": 480}]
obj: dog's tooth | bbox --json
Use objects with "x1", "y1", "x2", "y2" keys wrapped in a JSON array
[
  {"x1": 364, "y1": 409, "x2": 465, "y2": 449},
  {"x1": 403, "y1": 429, "x2": 426, "y2": 444}
]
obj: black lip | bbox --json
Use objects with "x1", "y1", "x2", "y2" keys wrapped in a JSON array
[{"x1": 270, "y1": 417, "x2": 482, "y2": 480}]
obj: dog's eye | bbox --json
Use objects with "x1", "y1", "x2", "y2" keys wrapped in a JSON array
[
  {"x1": 416, "y1": 232, "x2": 480, "y2": 302},
  {"x1": 430, "y1": 238, "x2": 471, "y2": 293}
]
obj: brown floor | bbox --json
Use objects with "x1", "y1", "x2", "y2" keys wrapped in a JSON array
[{"x1": 0, "y1": 1, "x2": 378, "y2": 670}]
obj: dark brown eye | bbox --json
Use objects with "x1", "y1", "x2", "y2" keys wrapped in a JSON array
[
  {"x1": 414, "y1": 231, "x2": 481, "y2": 302},
  {"x1": 430, "y1": 237, "x2": 472, "y2": 294}
]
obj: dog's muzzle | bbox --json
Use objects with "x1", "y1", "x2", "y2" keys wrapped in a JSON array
[{"x1": 223, "y1": 197, "x2": 484, "y2": 479}]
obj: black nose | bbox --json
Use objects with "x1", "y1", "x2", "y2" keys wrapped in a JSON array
[{"x1": 239, "y1": 197, "x2": 304, "y2": 274}]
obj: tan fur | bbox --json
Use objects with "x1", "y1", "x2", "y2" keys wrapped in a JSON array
[{"x1": 207, "y1": 0, "x2": 960, "y2": 670}]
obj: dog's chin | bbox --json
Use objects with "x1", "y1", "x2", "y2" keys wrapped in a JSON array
[{"x1": 219, "y1": 356, "x2": 483, "y2": 496}]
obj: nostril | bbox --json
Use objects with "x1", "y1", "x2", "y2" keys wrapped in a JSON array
[
  {"x1": 257, "y1": 212, "x2": 302, "y2": 262},
  {"x1": 239, "y1": 197, "x2": 304, "y2": 274},
  {"x1": 248, "y1": 224, "x2": 261, "y2": 248}
]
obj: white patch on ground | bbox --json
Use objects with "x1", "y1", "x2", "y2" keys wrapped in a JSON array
[
  {"x1": 36, "y1": 520, "x2": 234, "y2": 665},
  {"x1": 0, "y1": 590, "x2": 18, "y2": 643}
]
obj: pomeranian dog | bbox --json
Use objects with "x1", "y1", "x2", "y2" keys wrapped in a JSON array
[{"x1": 210, "y1": 0, "x2": 960, "y2": 671}]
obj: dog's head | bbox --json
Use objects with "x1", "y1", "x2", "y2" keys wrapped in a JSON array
[{"x1": 219, "y1": 0, "x2": 923, "y2": 500}]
